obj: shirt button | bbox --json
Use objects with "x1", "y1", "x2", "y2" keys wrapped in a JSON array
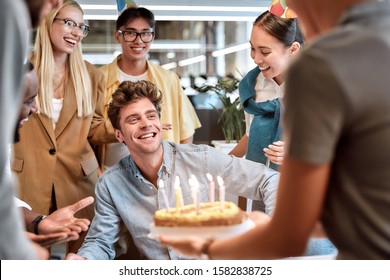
[{"x1": 49, "y1": 149, "x2": 56, "y2": 155}]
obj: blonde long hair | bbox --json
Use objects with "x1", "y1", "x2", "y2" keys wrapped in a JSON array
[{"x1": 33, "y1": 0, "x2": 92, "y2": 118}]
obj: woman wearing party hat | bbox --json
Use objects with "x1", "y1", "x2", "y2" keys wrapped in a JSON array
[
  {"x1": 229, "y1": 4, "x2": 299, "y2": 171},
  {"x1": 229, "y1": 6, "x2": 301, "y2": 172}
]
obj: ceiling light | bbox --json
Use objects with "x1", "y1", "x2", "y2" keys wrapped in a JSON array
[
  {"x1": 80, "y1": 3, "x2": 266, "y2": 21},
  {"x1": 178, "y1": 55, "x2": 206, "y2": 67},
  {"x1": 162, "y1": 62, "x2": 178, "y2": 70},
  {"x1": 212, "y1": 43, "x2": 250, "y2": 57}
]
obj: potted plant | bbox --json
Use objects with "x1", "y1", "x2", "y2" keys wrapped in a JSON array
[{"x1": 197, "y1": 74, "x2": 245, "y2": 145}]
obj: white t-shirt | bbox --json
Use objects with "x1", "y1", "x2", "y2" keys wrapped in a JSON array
[
  {"x1": 117, "y1": 67, "x2": 148, "y2": 83},
  {"x1": 52, "y1": 98, "x2": 63, "y2": 129}
]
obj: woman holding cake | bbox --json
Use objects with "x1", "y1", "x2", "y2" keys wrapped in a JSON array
[{"x1": 160, "y1": 0, "x2": 390, "y2": 260}]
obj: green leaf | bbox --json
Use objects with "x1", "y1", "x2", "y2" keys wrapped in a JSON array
[{"x1": 198, "y1": 74, "x2": 245, "y2": 142}]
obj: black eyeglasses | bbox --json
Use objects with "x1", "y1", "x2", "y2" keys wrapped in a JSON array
[
  {"x1": 117, "y1": 30, "x2": 155, "y2": 43},
  {"x1": 54, "y1": 18, "x2": 90, "y2": 37}
]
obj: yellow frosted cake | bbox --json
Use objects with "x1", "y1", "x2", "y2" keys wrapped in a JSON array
[{"x1": 153, "y1": 201, "x2": 247, "y2": 227}]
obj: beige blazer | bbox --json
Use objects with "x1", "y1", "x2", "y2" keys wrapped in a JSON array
[{"x1": 11, "y1": 62, "x2": 116, "y2": 252}]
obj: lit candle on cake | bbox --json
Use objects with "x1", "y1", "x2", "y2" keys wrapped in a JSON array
[
  {"x1": 189, "y1": 175, "x2": 200, "y2": 214},
  {"x1": 174, "y1": 176, "x2": 184, "y2": 210},
  {"x1": 206, "y1": 173, "x2": 215, "y2": 206},
  {"x1": 158, "y1": 179, "x2": 171, "y2": 212},
  {"x1": 217, "y1": 176, "x2": 225, "y2": 211}
]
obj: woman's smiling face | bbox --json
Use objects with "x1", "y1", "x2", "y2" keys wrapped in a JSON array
[
  {"x1": 50, "y1": 5, "x2": 85, "y2": 55},
  {"x1": 250, "y1": 25, "x2": 293, "y2": 85}
]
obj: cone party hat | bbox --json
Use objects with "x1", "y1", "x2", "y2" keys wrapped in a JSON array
[
  {"x1": 116, "y1": 0, "x2": 138, "y2": 15},
  {"x1": 269, "y1": 0, "x2": 297, "y2": 18}
]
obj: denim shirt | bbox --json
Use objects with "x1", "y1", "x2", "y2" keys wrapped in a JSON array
[{"x1": 78, "y1": 141, "x2": 279, "y2": 260}]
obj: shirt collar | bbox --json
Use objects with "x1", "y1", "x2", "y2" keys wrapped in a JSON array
[
  {"x1": 126, "y1": 141, "x2": 173, "y2": 180},
  {"x1": 160, "y1": 141, "x2": 173, "y2": 175}
]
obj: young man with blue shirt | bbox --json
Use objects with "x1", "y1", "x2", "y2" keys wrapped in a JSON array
[{"x1": 67, "y1": 80, "x2": 279, "y2": 260}]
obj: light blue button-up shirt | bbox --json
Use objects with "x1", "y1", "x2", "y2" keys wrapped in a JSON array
[{"x1": 78, "y1": 141, "x2": 279, "y2": 259}]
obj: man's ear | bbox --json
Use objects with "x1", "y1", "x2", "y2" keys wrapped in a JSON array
[
  {"x1": 114, "y1": 31, "x2": 121, "y2": 44},
  {"x1": 115, "y1": 129, "x2": 124, "y2": 143}
]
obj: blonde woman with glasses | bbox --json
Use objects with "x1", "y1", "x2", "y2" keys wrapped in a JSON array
[{"x1": 12, "y1": 0, "x2": 116, "y2": 254}]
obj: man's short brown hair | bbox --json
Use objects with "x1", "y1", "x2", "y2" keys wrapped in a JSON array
[{"x1": 107, "y1": 80, "x2": 162, "y2": 130}]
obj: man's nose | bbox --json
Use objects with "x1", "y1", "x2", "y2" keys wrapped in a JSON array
[{"x1": 140, "y1": 116, "x2": 152, "y2": 127}]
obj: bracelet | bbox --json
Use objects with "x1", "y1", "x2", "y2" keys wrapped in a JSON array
[
  {"x1": 31, "y1": 214, "x2": 47, "y2": 235},
  {"x1": 200, "y1": 239, "x2": 214, "y2": 260}
]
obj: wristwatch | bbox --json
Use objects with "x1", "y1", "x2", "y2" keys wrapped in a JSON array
[
  {"x1": 31, "y1": 214, "x2": 47, "y2": 235},
  {"x1": 200, "y1": 239, "x2": 214, "y2": 260}
]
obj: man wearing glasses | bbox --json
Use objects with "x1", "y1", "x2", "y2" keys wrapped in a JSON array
[{"x1": 97, "y1": 7, "x2": 201, "y2": 176}]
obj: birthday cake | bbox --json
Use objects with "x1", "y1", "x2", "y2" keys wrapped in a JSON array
[{"x1": 153, "y1": 201, "x2": 247, "y2": 227}]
